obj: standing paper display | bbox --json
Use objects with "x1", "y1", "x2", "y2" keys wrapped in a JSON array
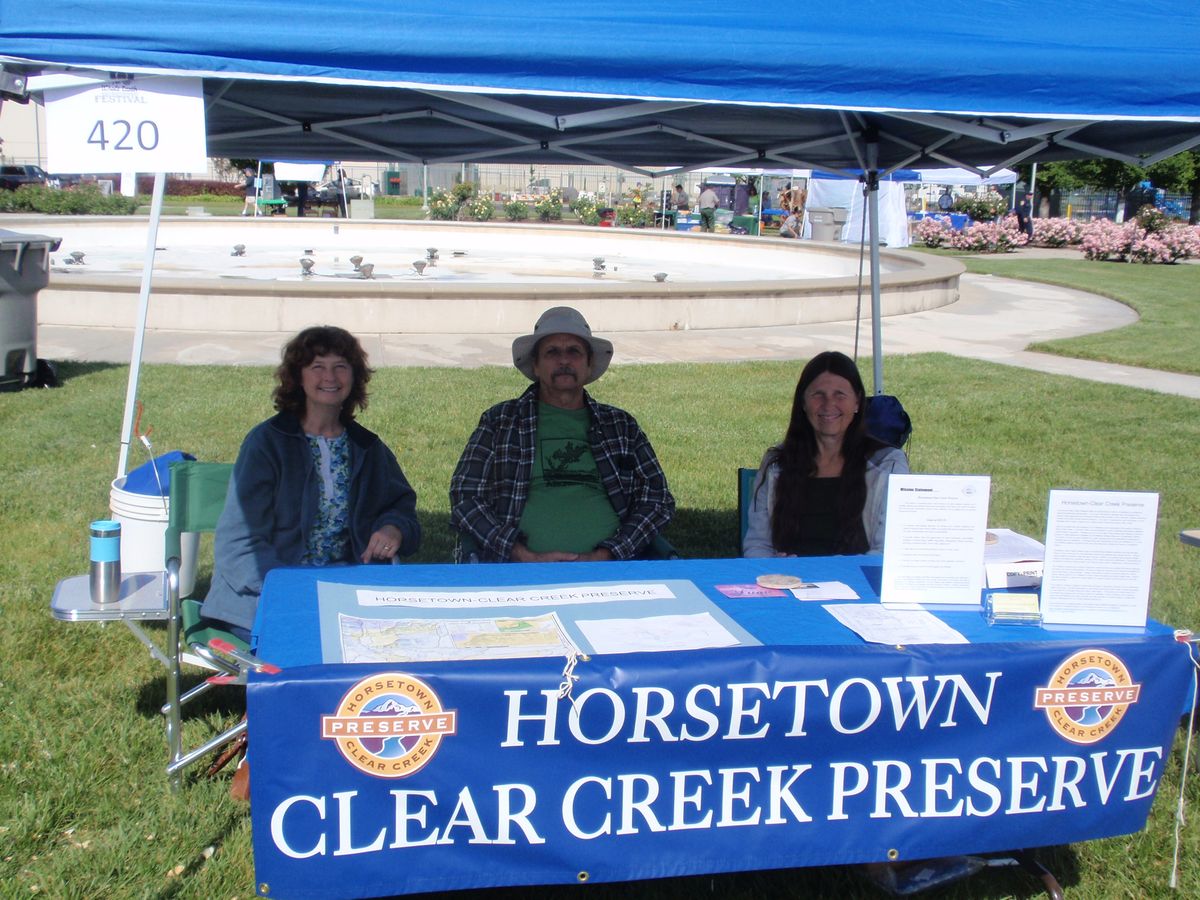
[
  {"x1": 880, "y1": 473, "x2": 991, "y2": 606},
  {"x1": 1040, "y1": 490, "x2": 1159, "y2": 627}
]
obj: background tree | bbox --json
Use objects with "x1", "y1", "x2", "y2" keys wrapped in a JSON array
[{"x1": 1021, "y1": 151, "x2": 1197, "y2": 222}]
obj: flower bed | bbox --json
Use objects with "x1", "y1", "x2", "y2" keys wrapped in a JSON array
[{"x1": 914, "y1": 209, "x2": 1200, "y2": 263}]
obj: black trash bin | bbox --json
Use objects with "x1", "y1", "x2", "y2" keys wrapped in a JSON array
[{"x1": 0, "y1": 229, "x2": 62, "y2": 390}]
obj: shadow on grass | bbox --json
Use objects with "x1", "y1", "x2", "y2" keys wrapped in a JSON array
[
  {"x1": 46, "y1": 359, "x2": 124, "y2": 385},
  {"x1": 405, "y1": 846, "x2": 1080, "y2": 899},
  {"x1": 133, "y1": 646, "x2": 247, "y2": 721},
  {"x1": 150, "y1": 818, "x2": 249, "y2": 900}
]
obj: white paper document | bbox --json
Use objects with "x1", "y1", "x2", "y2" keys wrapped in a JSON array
[
  {"x1": 789, "y1": 581, "x2": 860, "y2": 601},
  {"x1": 823, "y1": 604, "x2": 969, "y2": 645},
  {"x1": 983, "y1": 528, "x2": 1046, "y2": 589},
  {"x1": 881, "y1": 474, "x2": 991, "y2": 606},
  {"x1": 576, "y1": 612, "x2": 741, "y2": 654},
  {"x1": 1040, "y1": 489, "x2": 1159, "y2": 627}
]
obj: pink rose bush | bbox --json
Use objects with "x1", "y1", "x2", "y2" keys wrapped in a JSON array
[
  {"x1": 1079, "y1": 217, "x2": 1200, "y2": 263},
  {"x1": 913, "y1": 215, "x2": 1027, "y2": 252},
  {"x1": 914, "y1": 211, "x2": 1200, "y2": 263},
  {"x1": 1031, "y1": 217, "x2": 1081, "y2": 247},
  {"x1": 913, "y1": 217, "x2": 950, "y2": 248}
]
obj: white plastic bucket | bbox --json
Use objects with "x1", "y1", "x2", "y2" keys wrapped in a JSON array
[{"x1": 110, "y1": 477, "x2": 200, "y2": 597}]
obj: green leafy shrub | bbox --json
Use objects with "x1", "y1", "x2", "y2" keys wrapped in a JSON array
[
  {"x1": 451, "y1": 181, "x2": 477, "y2": 204},
  {"x1": 534, "y1": 189, "x2": 564, "y2": 222},
  {"x1": 953, "y1": 193, "x2": 1009, "y2": 222},
  {"x1": 464, "y1": 195, "x2": 495, "y2": 221},
  {"x1": 616, "y1": 202, "x2": 650, "y2": 227},
  {"x1": 0, "y1": 184, "x2": 139, "y2": 214},
  {"x1": 504, "y1": 200, "x2": 530, "y2": 221},
  {"x1": 1135, "y1": 204, "x2": 1170, "y2": 234},
  {"x1": 427, "y1": 189, "x2": 459, "y2": 220},
  {"x1": 572, "y1": 195, "x2": 602, "y2": 226}
]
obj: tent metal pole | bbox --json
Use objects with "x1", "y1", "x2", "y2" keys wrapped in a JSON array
[
  {"x1": 116, "y1": 171, "x2": 166, "y2": 478},
  {"x1": 866, "y1": 145, "x2": 884, "y2": 394}
]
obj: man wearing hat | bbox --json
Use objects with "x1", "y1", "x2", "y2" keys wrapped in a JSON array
[{"x1": 450, "y1": 306, "x2": 675, "y2": 562}]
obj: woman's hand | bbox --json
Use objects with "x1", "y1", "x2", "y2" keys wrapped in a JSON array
[{"x1": 362, "y1": 524, "x2": 403, "y2": 562}]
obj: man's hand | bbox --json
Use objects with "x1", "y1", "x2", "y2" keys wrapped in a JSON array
[
  {"x1": 577, "y1": 548, "x2": 614, "y2": 562},
  {"x1": 511, "y1": 543, "x2": 580, "y2": 563},
  {"x1": 510, "y1": 544, "x2": 615, "y2": 563}
]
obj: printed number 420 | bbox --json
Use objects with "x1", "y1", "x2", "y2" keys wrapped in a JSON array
[{"x1": 87, "y1": 120, "x2": 160, "y2": 151}]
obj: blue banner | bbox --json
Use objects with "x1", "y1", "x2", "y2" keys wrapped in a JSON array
[{"x1": 248, "y1": 637, "x2": 1191, "y2": 899}]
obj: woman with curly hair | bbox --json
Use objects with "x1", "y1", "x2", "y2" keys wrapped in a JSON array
[
  {"x1": 743, "y1": 351, "x2": 908, "y2": 557},
  {"x1": 200, "y1": 326, "x2": 420, "y2": 639}
]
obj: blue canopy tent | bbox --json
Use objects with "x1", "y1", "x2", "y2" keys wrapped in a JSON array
[{"x1": 3, "y1": 1, "x2": 1199, "y2": 466}]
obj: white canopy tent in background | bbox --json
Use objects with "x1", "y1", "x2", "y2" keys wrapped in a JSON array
[
  {"x1": 807, "y1": 176, "x2": 911, "y2": 248},
  {"x1": 3, "y1": 1, "x2": 1198, "y2": 471},
  {"x1": 916, "y1": 168, "x2": 1018, "y2": 186}
]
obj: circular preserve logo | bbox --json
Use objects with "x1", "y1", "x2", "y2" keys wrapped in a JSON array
[
  {"x1": 1034, "y1": 649, "x2": 1141, "y2": 745},
  {"x1": 321, "y1": 673, "x2": 457, "y2": 777}
]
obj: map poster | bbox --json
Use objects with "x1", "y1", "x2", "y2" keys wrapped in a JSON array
[{"x1": 316, "y1": 578, "x2": 759, "y2": 664}]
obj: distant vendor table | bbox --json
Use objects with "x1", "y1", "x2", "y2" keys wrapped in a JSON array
[
  {"x1": 248, "y1": 556, "x2": 1191, "y2": 900},
  {"x1": 909, "y1": 210, "x2": 970, "y2": 230},
  {"x1": 255, "y1": 198, "x2": 288, "y2": 215}
]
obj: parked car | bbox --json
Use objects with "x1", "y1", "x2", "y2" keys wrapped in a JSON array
[
  {"x1": 313, "y1": 177, "x2": 362, "y2": 204},
  {"x1": 0, "y1": 164, "x2": 51, "y2": 190}
]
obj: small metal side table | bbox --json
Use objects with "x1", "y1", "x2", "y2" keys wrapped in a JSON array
[
  {"x1": 51, "y1": 571, "x2": 174, "y2": 678},
  {"x1": 51, "y1": 570, "x2": 194, "y2": 788},
  {"x1": 51, "y1": 571, "x2": 165, "y2": 623}
]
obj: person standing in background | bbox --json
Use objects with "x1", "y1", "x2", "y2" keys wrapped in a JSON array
[{"x1": 698, "y1": 182, "x2": 719, "y2": 232}]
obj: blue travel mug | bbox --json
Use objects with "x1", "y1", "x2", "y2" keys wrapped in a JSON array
[{"x1": 90, "y1": 519, "x2": 122, "y2": 605}]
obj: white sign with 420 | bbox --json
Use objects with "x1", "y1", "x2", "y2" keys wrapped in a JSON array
[{"x1": 43, "y1": 75, "x2": 207, "y2": 174}]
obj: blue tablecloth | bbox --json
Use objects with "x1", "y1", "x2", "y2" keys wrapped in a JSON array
[{"x1": 248, "y1": 556, "x2": 1191, "y2": 899}]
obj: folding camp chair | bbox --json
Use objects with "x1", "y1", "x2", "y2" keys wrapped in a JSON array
[
  {"x1": 161, "y1": 460, "x2": 276, "y2": 790},
  {"x1": 737, "y1": 466, "x2": 757, "y2": 547}
]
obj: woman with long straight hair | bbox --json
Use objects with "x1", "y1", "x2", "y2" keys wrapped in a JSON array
[{"x1": 743, "y1": 351, "x2": 908, "y2": 557}]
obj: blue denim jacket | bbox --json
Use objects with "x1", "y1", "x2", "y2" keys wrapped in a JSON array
[{"x1": 201, "y1": 412, "x2": 420, "y2": 630}]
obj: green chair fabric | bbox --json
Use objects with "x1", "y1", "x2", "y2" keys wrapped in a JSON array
[
  {"x1": 162, "y1": 460, "x2": 242, "y2": 789},
  {"x1": 182, "y1": 597, "x2": 249, "y2": 653},
  {"x1": 165, "y1": 461, "x2": 234, "y2": 565},
  {"x1": 738, "y1": 466, "x2": 757, "y2": 547}
]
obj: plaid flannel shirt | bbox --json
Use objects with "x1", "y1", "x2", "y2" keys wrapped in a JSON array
[{"x1": 449, "y1": 384, "x2": 675, "y2": 561}]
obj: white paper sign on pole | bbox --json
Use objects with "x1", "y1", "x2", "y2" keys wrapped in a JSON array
[
  {"x1": 1040, "y1": 489, "x2": 1159, "y2": 628},
  {"x1": 43, "y1": 75, "x2": 207, "y2": 174},
  {"x1": 880, "y1": 473, "x2": 991, "y2": 606}
]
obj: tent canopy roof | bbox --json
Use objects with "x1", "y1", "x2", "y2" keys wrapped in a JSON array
[{"x1": 4, "y1": 1, "x2": 1199, "y2": 175}]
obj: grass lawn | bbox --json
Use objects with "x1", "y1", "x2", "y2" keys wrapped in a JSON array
[
  {"x1": 3, "y1": 250, "x2": 1198, "y2": 896},
  {"x1": 3, "y1": 337, "x2": 1199, "y2": 896},
  {"x1": 957, "y1": 255, "x2": 1200, "y2": 376}
]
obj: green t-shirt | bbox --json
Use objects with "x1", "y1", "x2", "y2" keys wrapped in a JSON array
[{"x1": 519, "y1": 403, "x2": 620, "y2": 554}]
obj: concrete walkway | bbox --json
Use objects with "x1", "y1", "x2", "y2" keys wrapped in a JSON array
[{"x1": 36, "y1": 254, "x2": 1200, "y2": 400}]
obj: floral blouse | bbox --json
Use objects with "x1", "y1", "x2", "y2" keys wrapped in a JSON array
[{"x1": 301, "y1": 432, "x2": 351, "y2": 565}]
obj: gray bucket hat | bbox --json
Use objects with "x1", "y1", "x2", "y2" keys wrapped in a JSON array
[{"x1": 512, "y1": 306, "x2": 614, "y2": 385}]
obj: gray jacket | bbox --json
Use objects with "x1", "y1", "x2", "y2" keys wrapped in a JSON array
[{"x1": 742, "y1": 446, "x2": 909, "y2": 557}]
